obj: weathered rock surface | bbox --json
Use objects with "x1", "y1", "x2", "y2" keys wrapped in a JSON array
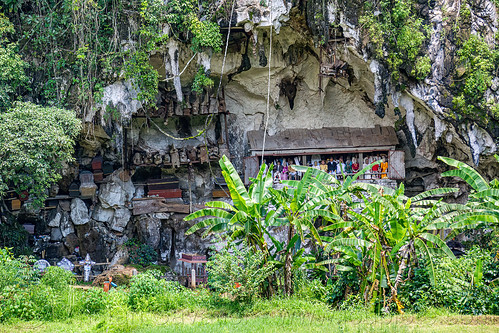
[
  {"x1": 99, "y1": 169, "x2": 135, "y2": 208},
  {"x1": 110, "y1": 208, "x2": 131, "y2": 232},
  {"x1": 136, "y1": 214, "x2": 161, "y2": 249},
  {"x1": 70, "y1": 198, "x2": 90, "y2": 225}
]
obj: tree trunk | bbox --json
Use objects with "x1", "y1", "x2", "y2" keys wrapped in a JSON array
[{"x1": 284, "y1": 224, "x2": 295, "y2": 295}]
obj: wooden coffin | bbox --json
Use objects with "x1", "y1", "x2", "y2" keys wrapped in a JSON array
[
  {"x1": 93, "y1": 170, "x2": 104, "y2": 182},
  {"x1": 147, "y1": 188, "x2": 182, "y2": 198},
  {"x1": 5, "y1": 190, "x2": 16, "y2": 199},
  {"x1": 69, "y1": 182, "x2": 80, "y2": 197},
  {"x1": 91, "y1": 156, "x2": 103, "y2": 170},
  {"x1": 46, "y1": 199, "x2": 58, "y2": 209},
  {"x1": 181, "y1": 253, "x2": 206, "y2": 262},
  {"x1": 80, "y1": 171, "x2": 94, "y2": 184},
  {"x1": 103, "y1": 162, "x2": 114, "y2": 176},
  {"x1": 10, "y1": 199, "x2": 21, "y2": 210},
  {"x1": 147, "y1": 177, "x2": 179, "y2": 190},
  {"x1": 212, "y1": 188, "x2": 230, "y2": 198},
  {"x1": 80, "y1": 183, "x2": 97, "y2": 199}
]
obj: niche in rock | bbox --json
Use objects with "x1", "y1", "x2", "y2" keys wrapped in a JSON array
[
  {"x1": 176, "y1": 116, "x2": 192, "y2": 137},
  {"x1": 280, "y1": 78, "x2": 299, "y2": 110},
  {"x1": 131, "y1": 166, "x2": 162, "y2": 183}
]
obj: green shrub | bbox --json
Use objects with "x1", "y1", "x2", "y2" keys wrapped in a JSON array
[
  {"x1": 402, "y1": 247, "x2": 499, "y2": 314},
  {"x1": 207, "y1": 242, "x2": 276, "y2": 302},
  {"x1": 0, "y1": 250, "x2": 39, "y2": 290},
  {"x1": 125, "y1": 239, "x2": 158, "y2": 267},
  {"x1": 41, "y1": 266, "x2": 75, "y2": 290},
  {"x1": 0, "y1": 286, "x2": 37, "y2": 322}
]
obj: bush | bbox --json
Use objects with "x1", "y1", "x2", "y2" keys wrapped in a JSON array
[
  {"x1": 207, "y1": 242, "x2": 276, "y2": 302},
  {"x1": 125, "y1": 239, "x2": 157, "y2": 267},
  {"x1": 41, "y1": 266, "x2": 75, "y2": 290},
  {"x1": 0, "y1": 249, "x2": 39, "y2": 290},
  {"x1": 402, "y1": 247, "x2": 499, "y2": 314},
  {"x1": 128, "y1": 270, "x2": 186, "y2": 311}
]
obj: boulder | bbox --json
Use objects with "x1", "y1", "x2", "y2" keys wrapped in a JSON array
[
  {"x1": 92, "y1": 205, "x2": 114, "y2": 223},
  {"x1": 91, "y1": 265, "x2": 138, "y2": 286},
  {"x1": 60, "y1": 212, "x2": 74, "y2": 237},
  {"x1": 64, "y1": 233, "x2": 79, "y2": 253},
  {"x1": 98, "y1": 169, "x2": 135, "y2": 208},
  {"x1": 50, "y1": 227, "x2": 63, "y2": 241},
  {"x1": 48, "y1": 210, "x2": 61, "y2": 227},
  {"x1": 59, "y1": 200, "x2": 71, "y2": 212},
  {"x1": 70, "y1": 198, "x2": 90, "y2": 225},
  {"x1": 110, "y1": 247, "x2": 129, "y2": 266},
  {"x1": 110, "y1": 208, "x2": 131, "y2": 232},
  {"x1": 45, "y1": 242, "x2": 69, "y2": 258},
  {"x1": 136, "y1": 214, "x2": 161, "y2": 248}
]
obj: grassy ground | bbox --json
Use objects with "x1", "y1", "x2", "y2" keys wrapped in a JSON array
[{"x1": 1, "y1": 300, "x2": 498, "y2": 333}]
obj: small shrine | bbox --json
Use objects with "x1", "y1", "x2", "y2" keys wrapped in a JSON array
[{"x1": 179, "y1": 253, "x2": 207, "y2": 288}]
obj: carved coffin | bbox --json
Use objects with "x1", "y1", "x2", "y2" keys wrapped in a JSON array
[{"x1": 91, "y1": 156, "x2": 103, "y2": 170}]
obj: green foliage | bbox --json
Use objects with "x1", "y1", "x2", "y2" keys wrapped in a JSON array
[
  {"x1": 128, "y1": 270, "x2": 188, "y2": 311},
  {"x1": 452, "y1": 35, "x2": 499, "y2": 123},
  {"x1": 189, "y1": 16, "x2": 222, "y2": 52},
  {"x1": 122, "y1": 50, "x2": 159, "y2": 107},
  {"x1": 0, "y1": 14, "x2": 27, "y2": 109},
  {"x1": 207, "y1": 242, "x2": 276, "y2": 302},
  {"x1": 0, "y1": 249, "x2": 39, "y2": 290},
  {"x1": 402, "y1": 247, "x2": 499, "y2": 315},
  {"x1": 41, "y1": 266, "x2": 75, "y2": 290},
  {"x1": 125, "y1": 239, "x2": 157, "y2": 267},
  {"x1": 6, "y1": 0, "x2": 222, "y2": 112},
  {"x1": 0, "y1": 223, "x2": 29, "y2": 255},
  {"x1": 0, "y1": 102, "x2": 81, "y2": 206},
  {"x1": 360, "y1": 0, "x2": 430, "y2": 81},
  {"x1": 192, "y1": 66, "x2": 214, "y2": 94}
]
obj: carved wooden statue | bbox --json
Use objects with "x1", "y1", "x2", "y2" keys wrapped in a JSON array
[
  {"x1": 133, "y1": 152, "x2": 143, "y2": 165},
  {"x1": 170, "y1": 147, "x2": 180, "y2": 168}
]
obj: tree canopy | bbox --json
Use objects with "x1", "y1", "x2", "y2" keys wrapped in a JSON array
[{"x1": 0, "y1": 102, "x2": 81, "y2": 207}]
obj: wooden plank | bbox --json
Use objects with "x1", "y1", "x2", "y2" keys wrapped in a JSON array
[
  {"x1": 212, "y1": 189, "x2": 230, "y2": 198},
  {"x1": 244, "y1": 156, "x2": 260, "y2": 185},
  {"x1": 132, "y1": 199, "x2": 205, "y2": 215}
]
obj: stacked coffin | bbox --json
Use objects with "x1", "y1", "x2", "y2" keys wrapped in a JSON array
[
  {"x1": 79, "y1": 171, "x2": 97, "y2": 199},
  {"x1": 146, "y1": 177, "x2": 182, "y2": 198},
  {"x1": 92, "y1": 156, "x2": 104, "y2": 182}
]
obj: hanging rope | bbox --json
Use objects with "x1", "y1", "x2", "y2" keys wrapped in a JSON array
[{"x1": 260, "y1": 0, "x2": 273, "y2": 164}]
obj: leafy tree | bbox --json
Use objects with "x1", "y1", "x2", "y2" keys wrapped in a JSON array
[
  {"x1": 0, "y1": 13, "x2": 27, "y2": 110},
  {"x1": 0, "y1": 102, "x2": 81, "y2": 207}
]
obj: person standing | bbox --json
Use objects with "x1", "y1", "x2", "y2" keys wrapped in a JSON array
[
  {"x1": 327, "y1": 158, "x2": 336, "y2": 175},
  {"x1": 319, "y1": 160, "x2": 328, "y2": 172}
]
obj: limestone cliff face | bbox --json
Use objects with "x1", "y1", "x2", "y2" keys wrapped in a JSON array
[{"x1": 28, "y1": 1, "x2": 499, "y2": 268}]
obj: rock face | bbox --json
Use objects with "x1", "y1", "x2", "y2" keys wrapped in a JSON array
[{"x1": 33, "y1": 1, "x2": 499, "y2": 272}]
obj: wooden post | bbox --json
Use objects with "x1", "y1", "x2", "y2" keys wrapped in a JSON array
[{"x1": 191, "y1": 266, "x2": 196, "y2": 289}]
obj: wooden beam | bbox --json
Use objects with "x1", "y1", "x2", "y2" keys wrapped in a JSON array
[{"x1": 132, "y1": 198, "x2": 204, "y2": 215}]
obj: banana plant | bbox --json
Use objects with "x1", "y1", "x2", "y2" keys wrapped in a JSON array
[
  {"x1": 322, "y1": 182, "x2": 462, "y2": 313},
  {"x1": 268, "y1": 166, "x2": 344, "y2": 295},
  {"x1": 184, "y1": 155, "x2": 274, "y2": 253},
  {"x1": 438, "y1": 155, "x2": 499, "y2": 230}
]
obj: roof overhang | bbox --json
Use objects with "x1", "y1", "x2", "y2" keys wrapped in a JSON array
[{"x1": 247, "y1": 125, "x2": 399, "y2": 156}]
